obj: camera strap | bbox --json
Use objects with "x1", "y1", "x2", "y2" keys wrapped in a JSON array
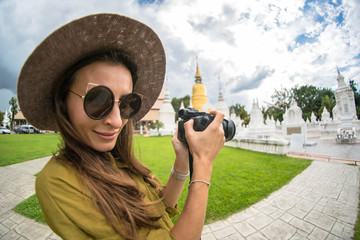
[{"x1": 188, "y1": 148, "x2": 193, "y2": 182}]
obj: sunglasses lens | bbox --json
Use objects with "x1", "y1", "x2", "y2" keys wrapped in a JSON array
[
  {"x1": 84, "y1": 86, "x2": 114, "y2": 119},
  {"x1": 120, "y1": 93, "x2": 142, "y2": 119}
]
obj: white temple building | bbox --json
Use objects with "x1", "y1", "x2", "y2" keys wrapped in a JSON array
[
  {"x1": 199, "y1": 85, "x2": 230, "y2": 117},
  {"x1": 151, "y1": 85, "x2": 176, "y2": 136},
  {"x1": 179, "y1": 101, "x2": 185, "y2": 111},
  {"x1": 333, "y1": 68, "x2": 357, "y2": 127},
  {"x1": 214, "y1": 87, "x2": 229, "y2": 118},
  {"x1": 3, "y1": 107, "x2": 10, "y2": 127},
  {"x1": 148, "y1": 67, "x2": 358, "y2": 150},
  {"x1": 227, "y1": 69, "x2": 359, "y2": 154},
  {"x1": 248, "y1": 100, "x2": 265, "y2": 128},
  {"x1": 201, "y1": 101, "x2": 214, "y2": 113}
]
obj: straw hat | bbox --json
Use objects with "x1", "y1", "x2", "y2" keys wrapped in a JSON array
[{"x1": 17, "y1": 13, "x2": 165, "y2": 130}]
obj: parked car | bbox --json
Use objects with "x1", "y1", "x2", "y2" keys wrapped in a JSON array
[
  {"x1": 33, "y1": 127, "x2": 41, "y2": 134},
  {"x1": 13, "y1": 127, "x2": 22, "y2": 134},
  {"x1": 0, "y1": 126, "x2": 10, "y2": 134},
  {"x1": 15, "y1": 125, "x2": 36, "y2": 134}
]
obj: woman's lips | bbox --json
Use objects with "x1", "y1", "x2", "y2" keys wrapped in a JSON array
[{"x1": 94, "y1": 131, "x2": 118, "y2": 140}]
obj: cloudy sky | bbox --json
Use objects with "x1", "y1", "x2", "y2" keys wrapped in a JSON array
[{"x1": 0, "y1": 0, "x2": 359, "y2": 113}]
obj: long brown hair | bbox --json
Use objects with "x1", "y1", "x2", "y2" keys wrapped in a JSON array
[{"x1": 53, "y1": 50, "x2": 163, "y2": 239}]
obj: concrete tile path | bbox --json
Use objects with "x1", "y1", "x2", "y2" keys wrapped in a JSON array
[
  {"x1": 0, "y1": 156, "x2": 60, "y2": 240},
  {"x1": 201, "y1": 161, "x2": 359, "y2": 240},
  {"x1": 0, "y1": 152, "x2": 359, "y2": 239}
]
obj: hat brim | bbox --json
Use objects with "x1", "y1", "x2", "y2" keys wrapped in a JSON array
[{"x1": 17, "y1": 13, "x2": 165, "y2": 131}]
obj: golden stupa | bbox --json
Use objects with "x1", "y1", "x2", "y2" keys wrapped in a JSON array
[{"x1": 191, "y1": 58, "x2": 208, "y2": 111}]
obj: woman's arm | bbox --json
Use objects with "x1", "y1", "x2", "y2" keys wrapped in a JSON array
[
  {"x1": 171, "y1": 110, "x2": 226, "y2": 240},
  {"x1": 161, "y1": 129, "x2": 190, "y2": 207}
]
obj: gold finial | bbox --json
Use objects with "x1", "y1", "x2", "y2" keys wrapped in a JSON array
[{"x1": 195, "y1": 56, "x2": 202, "y2": 82}]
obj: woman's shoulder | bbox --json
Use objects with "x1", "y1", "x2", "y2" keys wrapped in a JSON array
[
  {"x1": 36, "y1": 155, "x2": 83, "y2": 191},
  {"x1": 38, "y1": 155, "x2": 74, "y2": 178}
]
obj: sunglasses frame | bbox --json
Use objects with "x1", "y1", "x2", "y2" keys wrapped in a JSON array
[{"x1": 68, "y1": 84, "x2": 143, "y2": 120}]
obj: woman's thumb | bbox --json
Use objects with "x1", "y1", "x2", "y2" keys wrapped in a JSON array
[{"x1": 183, "y1": 119, "x2": 194, "y2": 135}]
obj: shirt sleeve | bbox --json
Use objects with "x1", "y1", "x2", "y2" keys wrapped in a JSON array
[{"x1": 164, "y1": 203, "x2": 180, "y2": 218}]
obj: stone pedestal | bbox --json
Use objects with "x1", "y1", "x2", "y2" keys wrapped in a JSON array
[{"x1": 282, "y1": 101, "x2": 308, "y2": 144}]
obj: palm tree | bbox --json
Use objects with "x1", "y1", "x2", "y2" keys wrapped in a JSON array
[
  {"x1": 321, "y1": 95, "x2": 336, "y2": 119},
  {"x1": 8, "y1": 97, "x2": 18, "y2": 130}
]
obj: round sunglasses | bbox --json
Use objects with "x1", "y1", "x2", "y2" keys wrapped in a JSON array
[{"x1": 68, "y1": 85, "x2": 142, "y2": 120}]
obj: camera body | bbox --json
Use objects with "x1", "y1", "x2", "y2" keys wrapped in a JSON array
[{"x1": 177, "y1": 108, "x2": 236, "y2": 143}]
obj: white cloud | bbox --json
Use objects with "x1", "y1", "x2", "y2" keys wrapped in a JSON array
[{"x1": 0, "y1": 0, "x2": 359, "y2": 113}]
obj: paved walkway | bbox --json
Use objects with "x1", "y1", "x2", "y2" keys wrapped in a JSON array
[
  {"x1": 0, "y1": 156, "x2": 60, "y2": 240},
  {"x1": 201, "y1": 161, "x2": 359, "y2": 240},
  {"x1": 300, "y1": 139, "x2": 360, "y2": 161},
  {"x1": 0, "y1": 145, "x2": 359, "y2": 239}
]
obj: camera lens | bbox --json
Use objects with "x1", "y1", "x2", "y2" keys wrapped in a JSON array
[{"x1": 222, "y1": 118, "x2": 236, "y2": 141}]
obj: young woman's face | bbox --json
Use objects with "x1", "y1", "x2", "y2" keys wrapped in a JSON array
[{"x1": 66, "y1": 61, "x2": 133, "y2": 152}]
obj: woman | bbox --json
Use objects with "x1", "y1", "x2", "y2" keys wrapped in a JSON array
[{"x1": 18, "y1": 14, "x2": 225, "y2": 240}]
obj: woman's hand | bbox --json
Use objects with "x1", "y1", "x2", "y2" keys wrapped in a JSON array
[
  {"x1": 171, "y1": 129, "x2": 189, "y2": 174},
  {"x1": 183, "y1": 110, "x2": 226, "y2": 181}
]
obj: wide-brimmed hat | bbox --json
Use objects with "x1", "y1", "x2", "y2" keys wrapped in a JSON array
[{"x1": 17, "y1": 13, "x2": 165, "y2": 131}]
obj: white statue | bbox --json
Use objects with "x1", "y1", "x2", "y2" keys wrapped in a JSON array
[
  {"x1": 249, "y1": 99, "x2": 264, "y2": 128},
  {"x1": 311, "y1": 112, "x2": 317, "y2": 123},
  {"x1": 321, "y1": 107, "x2": 331, "y2": 122},
  {"x1": 283, "y1": 101, "x2": 304, "y2": 124}
]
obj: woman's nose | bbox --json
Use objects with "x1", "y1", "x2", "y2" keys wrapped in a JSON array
[{"x1": 103, "y1": 104, "x2": 123, "y2": 128}]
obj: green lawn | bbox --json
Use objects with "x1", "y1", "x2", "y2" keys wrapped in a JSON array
[
  {"x1": 0, "y1": 134, "x2": 61, "y2": 166},
  {"x1": 135, "y1": 136, "x2": 312, "y2": 223},
  {"x1": 11, "y1": 135, "x2": 312, "y2": 226},
  {"x1": 354, "y1": 190, "x2": 360, "y2": 240},
  {"x1": 13, "y1": 194, "x2": 46, "y2": 224}
]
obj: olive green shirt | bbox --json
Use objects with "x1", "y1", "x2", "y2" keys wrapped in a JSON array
[{"x1": 35, "y1": 156, "x2": 178, "y2": 240}]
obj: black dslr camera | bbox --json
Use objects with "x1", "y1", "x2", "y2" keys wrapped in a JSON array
[{"x1": 177, "y1": 108, "x2": 236, "y2": 143}]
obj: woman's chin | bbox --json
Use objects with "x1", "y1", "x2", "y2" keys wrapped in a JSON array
[{"x1": 92, "y1": 142, "x2": 117, "y2": 153}]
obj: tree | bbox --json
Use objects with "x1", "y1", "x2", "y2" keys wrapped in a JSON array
[
  {"x1": 264, "y1": 87, "x2": 293, "y2": 122},
  {"x1": 263, "y1": 85, "x2": 335, "y2": 122},
  {"x1": 0, "y1": 112, "x2": 3, "y2": 126},
  {"x1": 263, "y1": 105, "x2": 285, "y2": 122},
  {"x1": 230, "y1": 104, "x2": 245, "y2": 118},
  {"x1": 171, "y1": 95, "x2": 190, "y2": 120},
  {"x1": 293, "y1": 85, "x2": 334, "y2": 121},
  {"x1": 8, "y1": 97, "x2": 18, "y2": 130},
  {"x1": 349, "y1": 79, "x2": 360, "y2": 119},
  {"x1": 238, "y1": 105, "x2": 249, "y2": 121},
  {"x1": 321, "y1": 95, "x2": 336, "y2": 119},
  {"x1": 271, "y1": 87, "x2": 294, "y2": 111},
  {"x1": 293, "y1": 85, "x2": 319, "y2": 120},
  {"x1": 229, "y1": 103, "x2": 249, "y2": 125},
  {"x1": 151, "y1": 121, "x2": 164, "y2": 131}
]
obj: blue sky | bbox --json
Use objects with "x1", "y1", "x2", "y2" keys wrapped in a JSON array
[{"x1": 0, "y1": 0, "x2": 359, "y2": 113}]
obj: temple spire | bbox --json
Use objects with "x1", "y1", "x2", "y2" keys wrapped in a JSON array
[
  {"x1": 336, "y1": 67, "x2": 346, "y2": 88},
  {"x1": 218, "y1": 74, "x2": 224, "y2": 101},
  {"x1": 192, "y1": 56, "x2": 208, "y2": 111},
  {"x1": 195, "y1": 56, "x2": 202, "y2": 83}
]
